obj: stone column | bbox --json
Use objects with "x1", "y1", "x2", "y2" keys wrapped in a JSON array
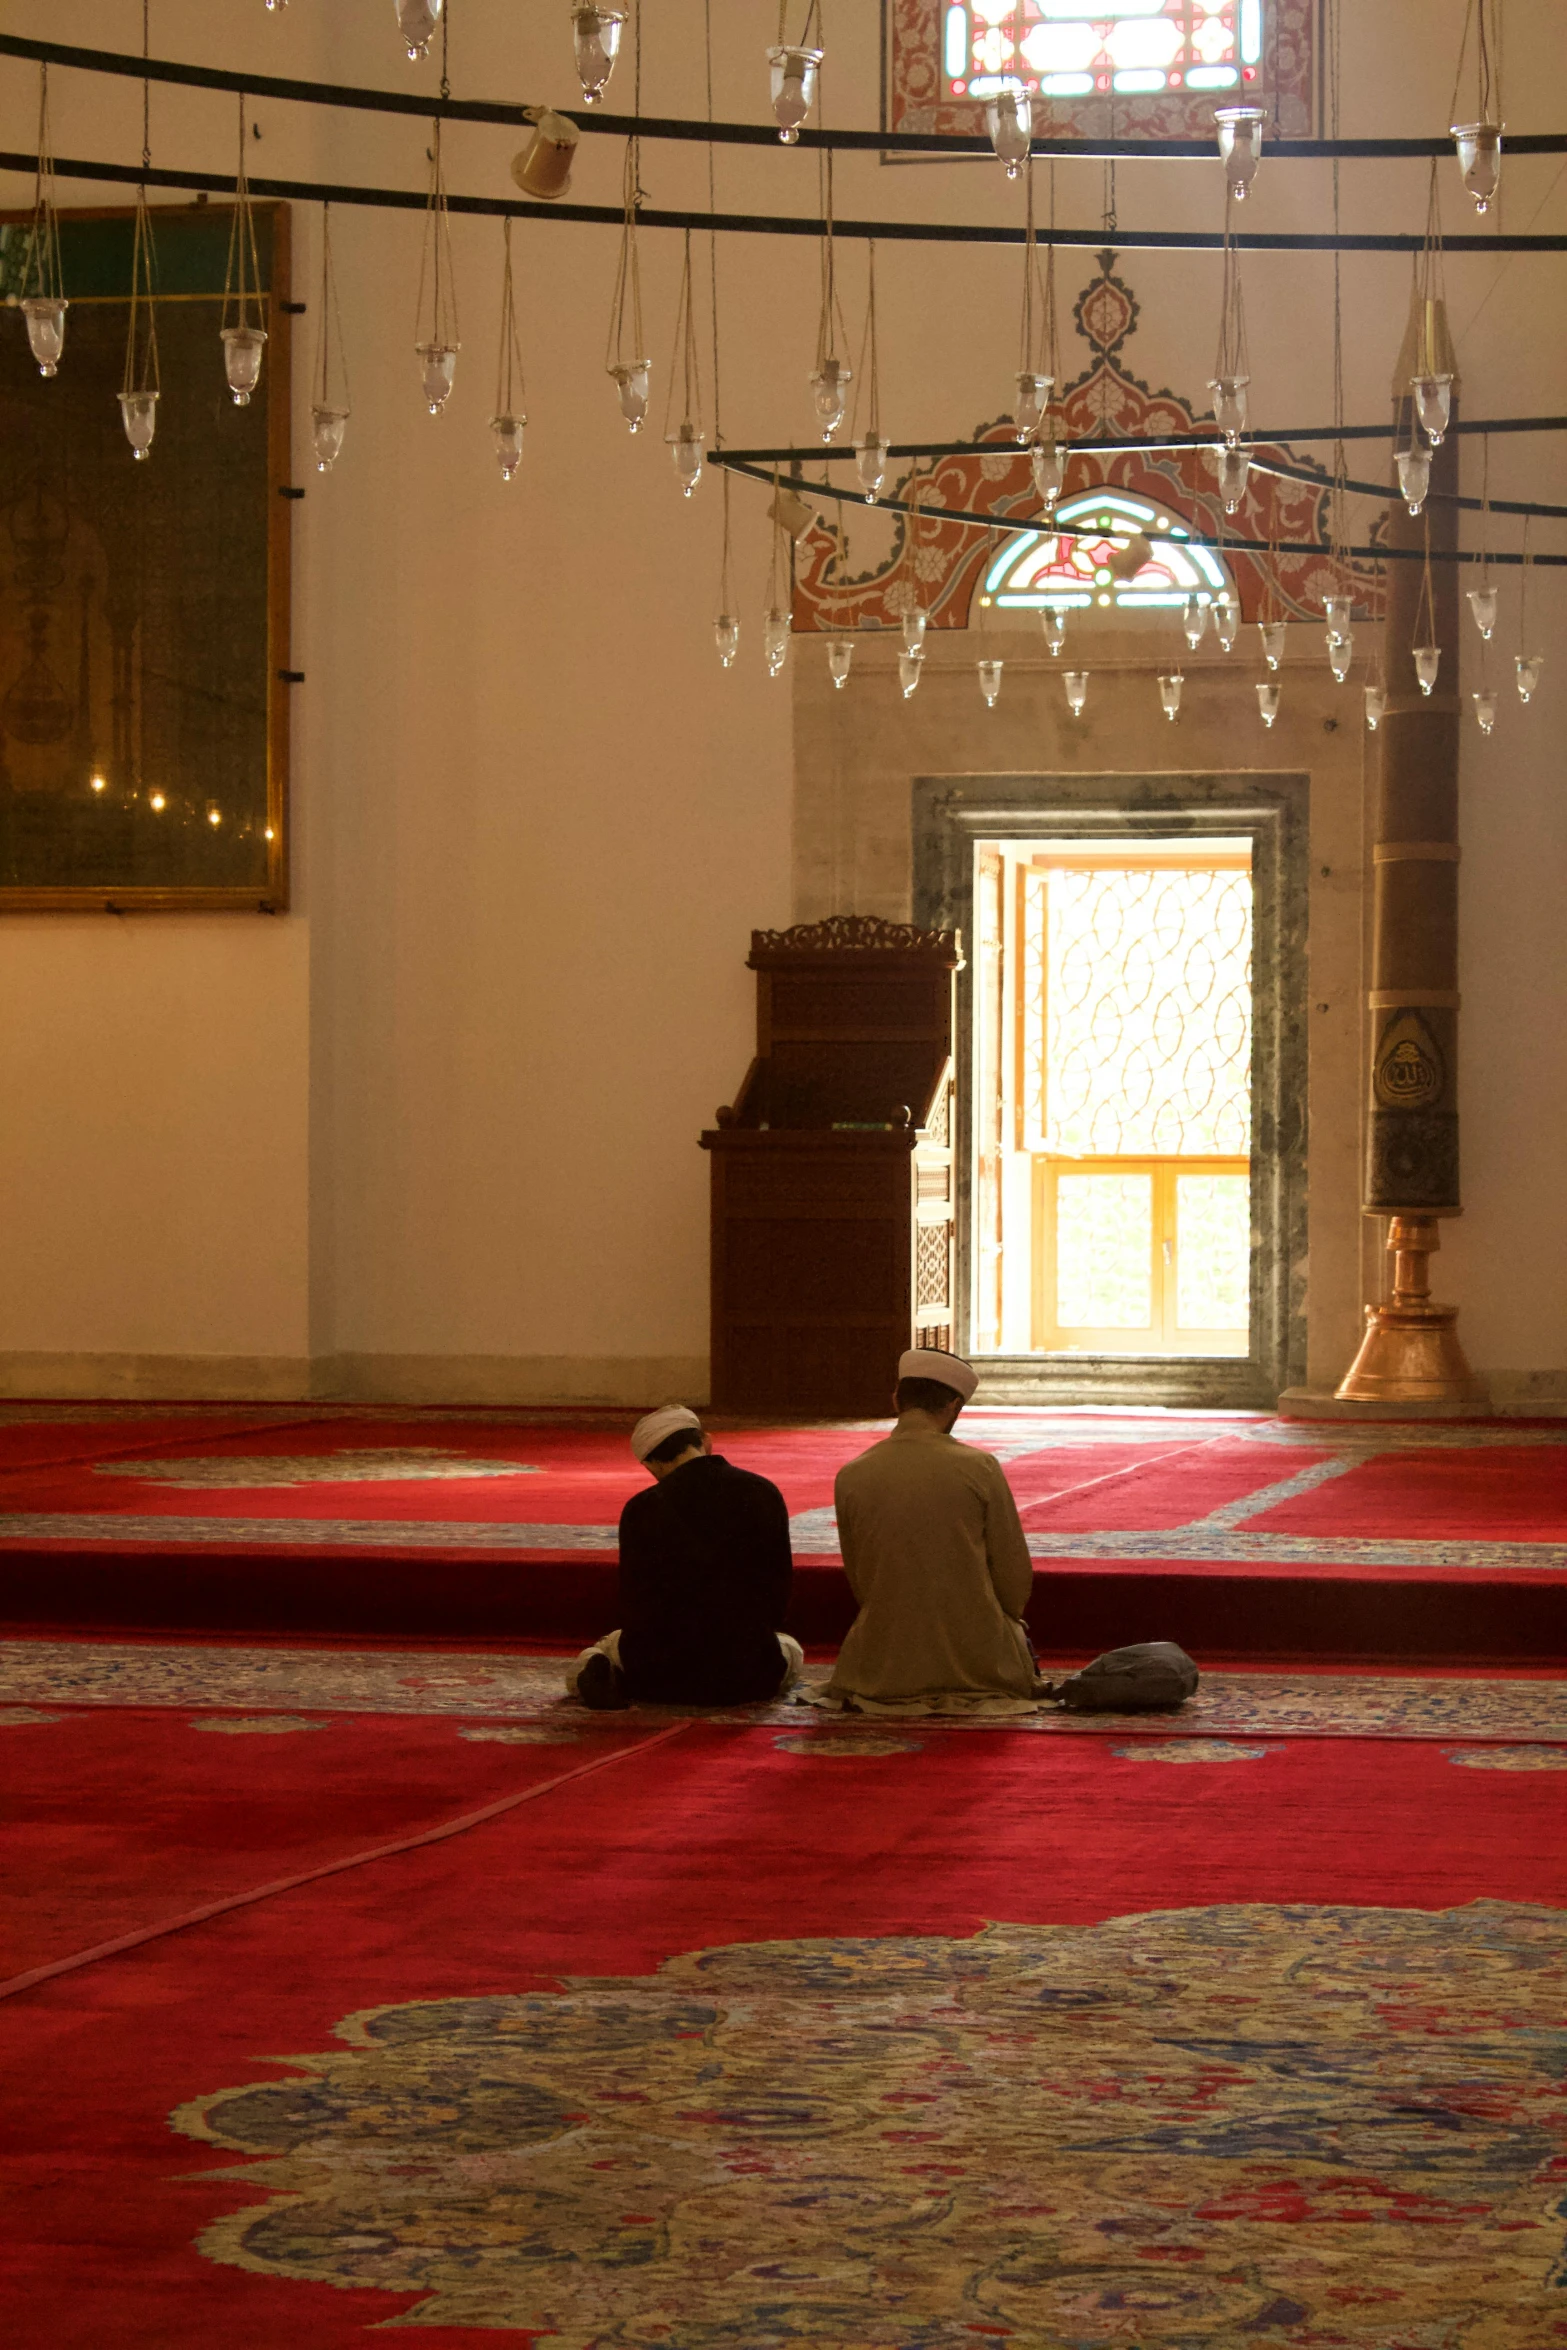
[{"x1": 1336, "y1": 299, "x2": 1483, "y2": 1406}]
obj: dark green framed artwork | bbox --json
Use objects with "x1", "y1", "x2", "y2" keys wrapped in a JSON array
[{"x1": 0, "y1": 201, "x2": 291, "y2": 910}]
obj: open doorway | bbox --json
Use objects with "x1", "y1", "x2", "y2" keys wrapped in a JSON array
[
  {"x1": 914, "y1": 774, "x2": 1307, "y2": 1408},
  {"x1": 973, "y1": 837, "x2": 1253, "y2": 1358}
]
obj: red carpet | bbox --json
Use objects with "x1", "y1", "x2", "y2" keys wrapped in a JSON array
[
  {"x1": 3, "y1": 1718, "x2": 1565, "y2": 2344},
  {"x1": 0, "y1": 1405, "x2": 1564, "y2": 1663}
]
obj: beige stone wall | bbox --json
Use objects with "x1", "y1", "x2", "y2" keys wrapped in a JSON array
[{"x1": 0, "y1": 0, "x2": 1561, "y2": 1405}]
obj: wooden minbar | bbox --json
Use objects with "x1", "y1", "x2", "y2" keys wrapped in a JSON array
[{"x1": 700, "y1": 915, "x2": 960, "y2": 1415}]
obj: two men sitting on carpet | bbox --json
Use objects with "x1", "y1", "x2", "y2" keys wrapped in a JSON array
[{"x1": 570, "y1": 1349, "x2": 1038, "y2": 1713}]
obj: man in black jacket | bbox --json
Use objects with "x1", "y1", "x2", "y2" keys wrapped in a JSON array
[{"x1": 569, "y1": 1406, "x2": 801, "y2": 1710}]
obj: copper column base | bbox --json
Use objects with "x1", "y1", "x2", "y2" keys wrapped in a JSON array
[{"x1": 1336, "y1": 1213, "x2": 1484, "y2": 1406}]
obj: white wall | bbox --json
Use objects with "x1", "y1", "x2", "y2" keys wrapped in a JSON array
[{"x1": 0, "y1": 0, "x2": 1561, "y2": 1401}]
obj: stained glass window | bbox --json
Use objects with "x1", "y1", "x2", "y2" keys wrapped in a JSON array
[
  {"x1": 984, "y1": 496, "x2": 1235, "y2": 615},
  {"x1": 942, "y1": 2, "x2": 1263, "y2": 104}
]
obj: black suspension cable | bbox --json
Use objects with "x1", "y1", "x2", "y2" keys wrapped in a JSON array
[
  {"x1": 3, "y1": 33, "x2": 1566, "y2": 163},
  {"x1": 709, "y1": 454, "x2": 1567, "y2": 534},
  {"x1": 718, "y1": 417, "x2": 1567, "y2": 461},
  {"x1": 9, "y1": 149, "x2": 1566, "y2": 255}
]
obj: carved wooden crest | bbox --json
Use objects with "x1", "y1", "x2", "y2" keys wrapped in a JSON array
[{"x1": 750, "y1": 914, "x2": 959, "y2": 960}]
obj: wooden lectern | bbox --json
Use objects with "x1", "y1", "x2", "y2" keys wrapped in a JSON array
[{"x1": 700, "y1": 915, "x2": 960, "y2": 1415}]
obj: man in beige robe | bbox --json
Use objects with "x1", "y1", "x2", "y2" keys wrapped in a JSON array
[{"x1": 825, "y1": 1349, "x2": 1038, "y2": 1712}]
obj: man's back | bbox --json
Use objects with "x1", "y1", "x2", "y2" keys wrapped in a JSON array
[
  {"x1": 827, "y1": 1426, "x2": 1034, "y2": 1703},
  {"x1": 618, "y1": 1453, "x2": 792, "y2": 1703}
]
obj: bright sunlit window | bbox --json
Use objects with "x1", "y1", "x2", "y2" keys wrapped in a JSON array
[{"x1": 943, "y1": 1, "x2": 1264, "y2": 103}]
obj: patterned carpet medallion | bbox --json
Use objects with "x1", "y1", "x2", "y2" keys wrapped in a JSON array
[{"x1": 173, "y1": 1901, "x2": 1567, "y2": 2344}]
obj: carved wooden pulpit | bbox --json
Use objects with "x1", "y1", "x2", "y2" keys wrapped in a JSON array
[{"x1": 700, "y1": 916, "x2": 960, "y2": 1416}]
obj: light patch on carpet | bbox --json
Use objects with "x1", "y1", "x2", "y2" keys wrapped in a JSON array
[
  {"x1": 98, "y1": 1450, "x2": 543, "y2": 1488},
  {"x1": 1445, "y1": 1745, "x2": 1567, "y2": 1771},
  {"x1": 171, "y1": 1901, "x2": 1567, "y2": 2345},
  {"x1": 772, "y1": 1733, "x2": 923, "y2": 1757},
  {"x1": 0, "y1": 1705, "x2": 63, "y2": 1725}
]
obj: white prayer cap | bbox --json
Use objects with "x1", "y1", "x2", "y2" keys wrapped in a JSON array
[
  {"x1": 897, "y1": 1347, "x2": 978, "y2": 1402},
  {"x1": 630, "y1": 1404, "x2": 704, "y2": 1462}
]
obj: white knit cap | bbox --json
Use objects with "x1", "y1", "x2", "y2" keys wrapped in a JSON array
[
  {"x1": 630, "y1": 1404, "x2": 704, "y2": 1463},
  {"x1": 897, "y1": 1347, "x2": 978, "y2": 1402}
]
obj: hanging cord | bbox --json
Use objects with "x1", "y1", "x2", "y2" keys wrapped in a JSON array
[
  {"x1": 26, "y1": 63, "x2": 63, "y2": 302},
  {"x1": 1448, "y1": 0, "x2": 1497, "y2": 129},
  {"x1": 1413, "y1": 511, "x2": 1437, "y2": 652},
  {"x1": 1215, "y1": 182, "x2": 1250, "y2": 384},
  {"x1": 661, "y1": 226, "x2": 701, "y2": 437},
  {"x1": 1520, "y1": 510, "x2": 1533, "y2": 645},
  {"x1": 766, "y1": 461, "x2": 786, "y2": 609},
  {"x1": 1328, "y1": 0, "x2": 1349, "y2": 600},
  {"x1": 124, "y1": 0, "x2": 159, "y2": 401},
  {"x1": 606, "y1": 2, "x2": 646, "y2": 375},
  {"x1": 415, "y1": 115, "x2": 459, "y2": 349},
  {"x1": 222, "y1": 93, "x2": 263, "y2": 333},
  {"x1": 703, "y1": 0, "x2": 733, "y2": 614},
  {"x1": 847, "y1": 237, "x2": 879, "y2": 445},
  {"x1": 494, "y1": 213, "x2": 525, "y2": 418},
  {"x1": 313, "y1": 201, "x2": 350, "y2": 410},
  {"x1": 439, "y1": 0, "x2": 451, "y2": 105}
]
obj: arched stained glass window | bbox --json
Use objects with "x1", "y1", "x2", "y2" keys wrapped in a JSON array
[
  {"x1": 943, "y1": 2, "x2": 1263, "y2": 104},
  {"x1": 984, "y1": 492, "x2": 1236, "y2": 613}
]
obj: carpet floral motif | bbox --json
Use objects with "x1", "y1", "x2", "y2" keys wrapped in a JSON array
[
  {"x1": 7, "y1": 1640, "x2": 1567, "y2": 1744},
  {"x1": 188, "y1": 1715, "x2": 332, "y2": 1736},
  {"x1": 772, "y1": 1733, "x2": 924, "y2": 1757},
  {"x1": 173, "y1": 1902, "x2": 1567, "y2": 2345},
  {"x1": 1110, "y1": 1740, "x2": 1270, "y2": 1764}
]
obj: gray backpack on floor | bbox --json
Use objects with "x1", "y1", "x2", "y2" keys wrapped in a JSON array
[{"x1": 1043, "y1": 1641, "x2": 1199, "y2": 1713}]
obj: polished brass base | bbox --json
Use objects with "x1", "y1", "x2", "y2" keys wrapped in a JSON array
[{"x1": 1335, "y1": 1213, "x2": 1485, "y2": 1406}]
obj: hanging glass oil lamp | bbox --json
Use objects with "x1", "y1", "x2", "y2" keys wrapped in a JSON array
[
  {"x1": 1213, "y1": 591, "x2": 1239, "y2": 652},
  {"x1": 310, "y1": 203, "x2": 351, "y2": 472},
  {"x1": 1063, "y1": 669, "x2": 1089, "y2": 716},
  {"x1": 901, "y1": 605, "x2": 928, "y2": 656},
  {"x1": 713, "y1": 613, "x2": 740, "y2": 668},
  {"x1": 1516, "y1": 654, "x2": 1543, "y2": 703},
  {"x1": 809, "y1": 356, "x2": 852, "y2": 442},
  {"x1": 120, "y1": 183, "x2": 159, "y2": 460},
  {"x1": 418, "y1": 343, "x2": 458, "y2": 412},
  {"x1": 986, "y1": 83, "x2": 1032, "y2": 178},
  {"x1": 1467, "y1": 585, "x2": 1498, "y2": 639},
  {"x1": 1013, "y1": 370, "x2": 1051, "y2": 444},
  {"x1": 769, "y1": 45, "x2": 822, "y2": 144},
  {"x1": 490, "y1": 217, "x2": 528, "y2": 481},
  {"x1": 1214, "y1": 444, "x2": 1249, "y2": 513},
  {"x1": 119, "y1": 388, "x2": 159, "y2": 460},
  {"x1": 1214, "y1": 105, "x2": 1265, "y2": 200},
  {"x1": 854, "y1": 431, "x2": 889, "y2": 503},
  {"x1": 491, "y1": 413, "x2": 525, "y2": 479},
  {"x1": 572, "y1": 8, "x2": 625, "y2": 106},
  {"x1": 1158, "y1": 673, "x2": 1184, "y2": 722},
  {"x1": 1210, "y1": 374, "x2": 1249, "y2": 448},
  {"x1": 670, "y1": 421, "x2": 703, "y2": 496},
  {"x1": 21, "y1": 71, "x2": 67, "y2": 376},
  {"x1": 1041, "y1": 606, "x2": 1067, "y2": 656},
  {"x1": 1323, "y1": 595, "x2": 1353, "y2": 644},
  {"x1": 610, "y1": 361, "x2": 648, "y2": 430},
  {"x1": 312, "y1": 405, "x2": 349, "y2": 471},
  {"x1": 1182, "y1": 595, "x2": 1208, "y2": 651},
  {"x1": 1364, "y1": 680, "x2": 1387, "y2": 730},
  {"x1": 1031, "y1": 438, "x2": 1065, "y2": 510},
  {"x1": 763, "y1": 607, "x2": 791, "y2": 676},
  {"x1": 1256, "y1": 681, "x2": 1281, "y2": 728},
  {"x1": 1413, "y1": 644, "x2": 1441, "y2": 695},
  {"x1": 221, "y1": 97, "x2": 268, "y2": 405},
  {"x1": 396, "y1": 0, "x2": 444, "y2": 63},
  {"x1": 1472, "y1": 689, "x2": 1497, "y2": 734},
  {"x1": 1328, "y1": 633, "x2": 1354, "y2": 683},
  {"x1": 222, "y1": 326, "x2": 266, "y2": 405},
  {"x1": 1259, "y1": 620, "x2": 1287, "y2": 670},
  {"x1": 1396, "y1": 447, "x2": 1430, "y2": 515},
  {"x1": 1450, "y1": 121, "x2": 1502, "y2": 213},
  {"x1": 23, "y1": 296, "x2": 66, "y2": 376},
  {"x1": 898, "y1": 649, "x2": 923, "y2": 698},
  {"x1": 827, "y1": 638, "x2": 854, "y2": 689},
  {"x1": 977, "y1": 658, "x2": 1003, "y2": 708},
  {"x1": 1413, "y1": 372, "x2": 1453, "y2": 445}
]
